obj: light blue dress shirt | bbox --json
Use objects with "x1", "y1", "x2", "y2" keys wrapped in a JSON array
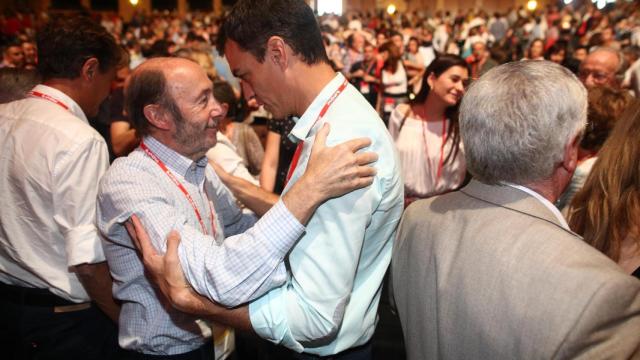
[
  {"x1": 249, "y1": 73, "x2": 404, "y2": 355},
  {"x1": 97, "y1": 136, "x2": 304, "y2": 355}
]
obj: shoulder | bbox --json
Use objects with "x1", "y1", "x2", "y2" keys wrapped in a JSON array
[{"x1": 99, "y1": 150, "x2": 156, "y2": 193}]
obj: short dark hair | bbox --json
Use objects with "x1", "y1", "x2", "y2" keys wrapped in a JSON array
[
  {"x1": 213, "y1": 80, "x2": 238, "y2": 119},
  {"x1": 37, "y1": 17, "x2": 121, "y2": 80},
  {"x1": 125, "y1": 67, "x2": 180, "y2": 137},
  {"x1": 216, "y1": 0, "x2": 329, "y2": 65}
]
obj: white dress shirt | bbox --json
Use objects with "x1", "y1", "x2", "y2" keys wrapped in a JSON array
[{"x1": 0, "y1": 84, "x2": 109, "y2": 303}]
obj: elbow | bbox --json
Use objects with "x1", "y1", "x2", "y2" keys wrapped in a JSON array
[{"x1": 297, "y1": 301, "x2": 347, "y2": 344}]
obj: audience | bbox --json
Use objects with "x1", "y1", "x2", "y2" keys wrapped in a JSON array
[
  {"x1": 392, "y1": 60, "x2": 640, "y2": 360},
  {"x1": 556, "y1": 86, "x2": 633, "y2": 211},
  {"x1": 568, "y1": 102, "x2": 640, "y2": 278},
  {"x1": 0, "y1": 1, "x2": 640, "y2": 359}
]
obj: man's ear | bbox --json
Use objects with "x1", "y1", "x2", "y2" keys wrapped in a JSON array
[
  {"x1": 562, "y1": 132, "x2": 581, "y2": 174},
  {"x1": 143, "y1": 104, "x2": 172, "y2": 131},
  {"x1": 81, "y1": 57, "x2": 100, "y2": 82},
  {"x1": 266, "y1": 36, "x2": 288, "y2": 71}
]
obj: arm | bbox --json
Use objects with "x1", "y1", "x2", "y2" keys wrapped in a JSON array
[
  {"x1": 53, "y1": 137, "x2": 120, "y2": 321},
  {"x1": 126, "y1": 223, "x2": 253, "y2": 332},
  {"x1": 124, "y1": 124, "x2": 377, "y2": 307},
  {"x1": 210, "y1": 161, "x2": 278, "y2": 217},
  {"x1": 259, "y1": 130, "x2": 281, "y2": 192},
  {"x1": 248, "y1": 121, "x2": 400, "y2": 351},
  {"x1": 75, "y1": 262, "x2": 120, "y2": 323},
  {"x1": 243, "y1": 125, "x2": 265, "y2": 175},
  {"x1": 110, "y1": 121, "x2": 139, "y2": 157}
]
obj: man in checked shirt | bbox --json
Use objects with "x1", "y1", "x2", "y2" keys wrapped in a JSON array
[
  {"x1": 126, "y1": 1, "x2": 404, "y2": 359},
  {"x1": 96, "y1": 55, "x2": 377, "y2": 359}
]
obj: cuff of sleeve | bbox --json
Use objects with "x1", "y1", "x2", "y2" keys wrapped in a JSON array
[
  {"x1": 64, "y1": 225, "x2": 106, "y2": 266},
  {"x1": 257, "y1": 200, "x2": 305, "y2": 255},
  {"x1": 249, "y1": 286, "x2": 304, "y2": 353}
]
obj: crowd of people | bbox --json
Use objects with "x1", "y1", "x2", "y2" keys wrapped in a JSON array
[{"x1": 1, "y1": 0, "x2": 640, "y2": 359}]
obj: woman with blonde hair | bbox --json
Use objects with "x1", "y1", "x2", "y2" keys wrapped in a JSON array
[{"x1": 567, "y1": 102, "x2": 640, "y2": 278}]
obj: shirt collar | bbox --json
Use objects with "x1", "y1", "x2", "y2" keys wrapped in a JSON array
[
  {"x1": 503, "y1": 183, "x2": 570, "y2": 230},
  {"x1": 141, "y1": 136, "x2": 208, "y2": 183},
  {"x1": 289, "y1": 72, "x2": 346, "y2": 143},
  {"x1": 31, "y1": 84, "x2": 88, "y2": 124}
]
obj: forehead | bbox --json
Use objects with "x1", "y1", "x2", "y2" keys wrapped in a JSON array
[
  {"x1": 165, "y1": 61, "x2": 211, "y2": 98},
  {"x1": 440, "y1": 65, "x2": 469, "y2": 78},
  {"x1": 583, "y1": 52, "x2": 617, "y2": 70},
  {"x1": 224, "y1": 40, "x2": 261, "y2": 74}
]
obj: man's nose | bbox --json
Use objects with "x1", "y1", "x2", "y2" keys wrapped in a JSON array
[{"x1": 240, "y1": 80, "x2": 256, "y2": 101}]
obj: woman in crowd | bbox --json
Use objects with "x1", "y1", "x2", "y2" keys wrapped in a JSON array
[
  {"x1": 556, "y1": 86, "x2": 633, "y2": 211},
  {"x1": 567, "y1": 102, "x2": 640, "y2": 278},
  {"x1": 379, "y1": 41, "x2": 408, "y2": 126},
  {"x1": 523, "y1": 38, "x2": 545, "y2": 60},
  {"x1": 388, "y1": 55, "x2": 470, "y2": 206},
  {"x1": 212, "y1": 80, "x2": 264, "y2": 176}
]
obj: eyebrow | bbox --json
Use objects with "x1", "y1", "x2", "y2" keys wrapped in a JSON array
[{"x1": 195, "y1": 88, "x2": 211, "y2": 101}]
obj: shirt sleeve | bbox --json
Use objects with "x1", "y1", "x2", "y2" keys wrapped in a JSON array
[
  {"x1": 248, "y1": 134, "x2": 384, "y2": 351},
  {"x1": 53, "y1": 137, "x2": 109, "y2": 267},
  {"x1": 97, "y1": 165, "x2": 305, "y2": 307}
]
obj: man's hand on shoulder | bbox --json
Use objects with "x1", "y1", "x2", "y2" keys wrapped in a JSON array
[
  {"x1": 126, "y1": 216, "x2": 253, "y2": 332},
  {"x1": 299, "y1": 122, "x2": 378, "y2": 201},
  {"x1": 283, "y1": 123, "x2": 378, "y2": 224}
]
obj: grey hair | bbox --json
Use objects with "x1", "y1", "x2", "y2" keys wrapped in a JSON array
[{"x1": 460, "y1": 60, "x2": 587, "y2": 185}]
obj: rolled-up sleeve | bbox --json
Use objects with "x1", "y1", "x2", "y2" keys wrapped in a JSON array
[{"x1": 53, "y1": 138, "x2": 109, "y2": 267}]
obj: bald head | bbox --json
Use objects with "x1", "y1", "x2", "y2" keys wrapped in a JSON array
[
  {"x1": 125, "y1": 57, "x2": 210, "y2": 137},
  {"x1": 579, "y1": 48, "x2": 623, "y2": 89}
]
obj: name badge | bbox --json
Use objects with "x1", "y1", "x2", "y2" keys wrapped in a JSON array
[
  {"x1": 360, "y1": 81, "x2": 370, "y2": 94},
  {"x1": 384, "y1": 97, "x2": 396, "y2": 113}
]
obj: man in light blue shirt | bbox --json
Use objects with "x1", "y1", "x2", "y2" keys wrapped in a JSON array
[{"x1": 131, "y1": 1, "x2": 404, "y2": 358}]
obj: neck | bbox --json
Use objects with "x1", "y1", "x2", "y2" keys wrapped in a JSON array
[
  {"x1": 291, "y1": 63, "x2": 337, "y2": 117},
  {"x1": 148, "y1": 132, "x2": 204, "y2": 161},
  {"x1": 417, "y1": 94, "x2": 448, "y2": 121},
  {"x1": 522, "y1": 166, "x2": 571, "y2": 204},
  {"x1": 43, "y1": 78, "x2": 90, "y2": 115},
  {"x1": 521, "y1": 180, "x2": 558, "y2": 203}
]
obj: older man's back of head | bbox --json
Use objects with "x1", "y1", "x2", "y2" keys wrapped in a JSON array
[{"x1": 392, "y1": 60, "x2": 640, "y2": 360}]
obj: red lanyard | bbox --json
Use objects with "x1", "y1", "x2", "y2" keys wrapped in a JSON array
[
  {"x1": 421, "y1": 116, "x2": 448, "y2": 188},
  {"x1": 27, "y1": 90, "x2": 70, "y2": 111},
  {"x1": 140, "y1": 141, "x2": 217, "y2": 237},
  {"x1": 285, "y1": 78, "x2": 349, "y2": 185}
]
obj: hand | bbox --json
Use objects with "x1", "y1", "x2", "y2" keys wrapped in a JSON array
[
  {"x1": 300, "y1": 123, "x2": 378, "y2": 201},
  {"x1": 126, "y1": 215, "x2": 212, "y2": 314}
]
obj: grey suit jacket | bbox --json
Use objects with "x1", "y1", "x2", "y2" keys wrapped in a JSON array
[{"x1": 392, "y1": 180, "x2": 640, "y2": 360}]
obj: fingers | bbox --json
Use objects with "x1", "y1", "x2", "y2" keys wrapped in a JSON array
[
  {"x1": 343, "y1": 136, "x2": 372, "y2": 152},
  {"x1": 129, "y1": 215, "x2": 158, "y2": 257},
  {"x1": 355, "y1": 151, "x2": 378, "y2": 165},
  {"x1": 356, "y1": 164, "x2": 377, "y2": 178},
  {"x1": 165, "y1": 230, "x2": 181, "y2": 263},
  {"x1": 312, "y1": 123, "x2": 331, "y2": 151},
  {"x1": 125, "y1": 220, "x2": 139, "y2": 250}
]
